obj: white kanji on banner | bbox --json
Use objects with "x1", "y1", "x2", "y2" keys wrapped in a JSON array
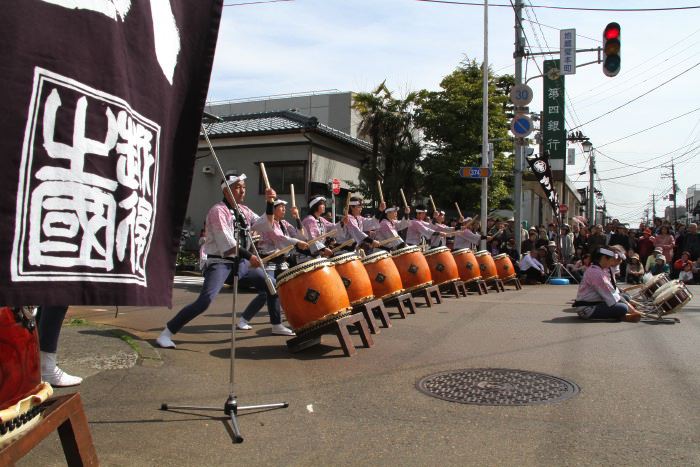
[{"x1": 40, "y1": 0, "x2": 180, "y2": 84}]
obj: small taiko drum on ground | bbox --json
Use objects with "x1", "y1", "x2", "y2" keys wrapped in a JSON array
[
  {"x1": 361, "y1": 251, "x2": 404, "y2": 300},
  {"x1": 475, "y1": 250, "x2": 499, "y2": 280},
  {"x1": 452, "y1": 248, "x2": 482, "y2": 283},
  {"x1": 424, "y1": 247, "x2": 460, "y2": 286},
  {"x1": 276, "y1": 259, "x2": 351, "y2": 332},
  {"x1": 638, "y1": 273, "x2": 669, "y2": 299},
  {"x1": 330, "y1": 253, "x2": 375, "y2": 306},
  {"x1": 1, "y1": 306, "x2": 53, "y2": 446},
  {"x1": 390, "y1": 246, "x2": 432, "y2": 293},
  {"x1": 651, "y1": 279, "x2": 681, "y2": 300},
  {"x1": 493, "y1": 253, "x2": 517, "y2": 280},
  {"x1": 652, "y1": 282, "x2": 693, "y2": 315}
]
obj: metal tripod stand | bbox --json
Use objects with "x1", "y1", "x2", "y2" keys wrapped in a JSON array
[{"x1": 160, "y1": 115, "x2": 287, "y2": 443}]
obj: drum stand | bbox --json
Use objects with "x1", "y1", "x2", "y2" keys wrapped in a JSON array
[
  {"x1": 160, "y1": 119, "x2": 288, "y2": 444},
  {"x1": 546, "y1": 262, "x2": 578, "y2": 284}
]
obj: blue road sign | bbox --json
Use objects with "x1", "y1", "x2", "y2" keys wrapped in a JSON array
[
  {"x1": 459, "y1": 167, "x2": 492, "y2": 178},
  {"x1": 511, "y1": 115, "x2": 533, "y2": 138}
]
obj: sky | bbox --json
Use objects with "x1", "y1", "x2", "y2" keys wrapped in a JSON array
[{"x1": 207, "y1": 0, "x2": 700, "y2": 225}]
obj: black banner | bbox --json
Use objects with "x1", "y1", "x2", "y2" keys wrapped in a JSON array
[
  {"x1": 526, "y1": 151, "x2": 560, "y2": 218},
  {"x1": 0, "y1": 1, "x2": 223, "y2": 306}
]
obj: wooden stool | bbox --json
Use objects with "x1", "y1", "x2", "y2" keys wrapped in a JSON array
[
  {"x1": 438, "y1": 280, "x2": 467, "y2": 298},
  {"x1": 412, "y1": 285, "x2": 442, "y2": 307},
  {"x1": 384, "y1": 292, "x2": 417, "y2": 318},
  {"x1": 464, "y1": 279, "x2": 488, "y2": 295},
  {"x1": 484, "y1": 277, "x2": 505, "y2": 292},
  {"x1": 286, "y1": 313, "x2": 373, "y2": 357},
  {"x1": 0, "y1": 393, "x2": 98, "y2": 467},
  {"x1": 351, "y1": 298, "x2": 387, "y2": 334},
  {"x1": 502, "y1": 276, "x2": 522, "y2": 290}
]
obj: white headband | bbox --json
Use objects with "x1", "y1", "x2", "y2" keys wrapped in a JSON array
[
  {"x1": 273, "y1": 199, "x2": 287, "y2": 207},
  {"x1": 599, "y1": 248, "x2": 617, "y2": 258},
  {"x1": 221, "y1": 173, "x2": 246, "y2": 189},
  {"x1": 385, "y1": 206, "x2": 399, "y2": 213},
  {"x1": 348, "y1": 200, "x2": 362, "y2": 206},
  {"x1": 309, "y1": 196, "x2": 326, "y2": 209},
  {"x1": 415, "y1": 209, "x2": 427, "y2": 213}
]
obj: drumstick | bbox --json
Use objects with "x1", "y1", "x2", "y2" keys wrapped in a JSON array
[
  {"x1": 429, "y1": 195, "x2": 437, "y2": 213},
  {"x1": 400, "y1": 188, "x2": 408, "y2": 210},
  {"x1": 259, "y1": 162, "x2": 271, "y2": 190},
  {"x1": 377, "y1": 180, "x2": 384, "y2": 204},
  {"x1": 454, "y1": 202, "x2": 463, "y2": 219},
  {"x1": 332, "y1": 239, "x2": 355, "y2": 253},
  {"x1": 344, "y1": 191, "x2": 352, "y2": 215},
  {"x1": 262, "y1": 230, "x2": 338, "y2": 263},
  {"x1": 377, "y1": 236, "x2": 402, "y2": 246},
  {"x1": 290, "y1": 183, "x2": 296, "y2": 207}
]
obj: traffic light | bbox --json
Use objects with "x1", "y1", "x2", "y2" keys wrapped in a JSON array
[{"x1": 602, "y1": 22, "x2": 621, "y2": 77}]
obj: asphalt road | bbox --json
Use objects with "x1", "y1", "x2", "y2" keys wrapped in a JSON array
[{"x1": 15, "y1": 280, "x2": 700, "y2": 466}]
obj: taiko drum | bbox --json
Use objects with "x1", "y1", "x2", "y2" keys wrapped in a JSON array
[
  {"x1": 474, "y1": 250, "x2": 498, "y2": 280},
  {"x1": 424, "y1": 247, "x2": 460, "y2": 285},
  {"x1": 361, "y1": 251, "x2": 404, "y2": 300},
  {"x1": 276, "y1": 259, "x2": 351, "y2": 332},
  {"x1": 330, "y1": 253, "x2": 375, "y2": 306},
  {"x1": 493, "y1": 253, "x2": 517, "y2": 280},
  {"x1": 390, "y1": 246, "x2": 432, "y2": 292},
  {"x1": 452, "y1": 248, "x2": 482, "y2": 283}
]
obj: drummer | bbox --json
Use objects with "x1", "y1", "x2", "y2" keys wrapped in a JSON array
[
  {"x1": 374, "y1": 202, "x2": 410, "y2": 251},
  {"x1": 429, "y1": 209, "x2": 455, "y2": 248},
  {"x1": 573, "y1": 247, "x2": 643, "y2": 322},
  {"x1": 405, "y1": 205, "x2": 443, "y2": 247},
  {"x1": 334, "y1": 196, "x2": 380, "y2": 253},
  {"x1": 253, "y1": 199, "x2": 309, "y2": 276},
  {"x1": 453, "y1": 216, "x2": 485, "y2": 251},
  {"x1": 300, "y1": 196, "x2": 338, "y2": 260}
]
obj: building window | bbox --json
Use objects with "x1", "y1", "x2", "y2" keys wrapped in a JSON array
[{"x1": 258, "y1": 161, "x2": 306, "y2": 194}]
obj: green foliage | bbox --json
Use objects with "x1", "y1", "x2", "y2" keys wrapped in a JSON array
[
  {"x1": 415, "y1": 59, "x2": 514, "y2": 214},
  {"x1": 351, "y1": 60, "x2": 515, "y2": 215}
]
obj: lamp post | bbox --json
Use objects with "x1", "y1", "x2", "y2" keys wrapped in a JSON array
[{"x1": 582, "y1": 140, "x2": 594, "y2": 225}]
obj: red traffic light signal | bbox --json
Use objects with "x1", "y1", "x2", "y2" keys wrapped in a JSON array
[{"x1": 602, "y1": 22, "x2": 621, "y2": 77}]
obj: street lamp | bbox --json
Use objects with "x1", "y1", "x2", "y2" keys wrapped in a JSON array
[{"x1": 582, "y1": 141, "x2": 595, "y2": 225}]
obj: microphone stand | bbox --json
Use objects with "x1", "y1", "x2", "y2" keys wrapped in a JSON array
[{"x1": 160, "y1": 118, "x2": 287, "y2": 443}]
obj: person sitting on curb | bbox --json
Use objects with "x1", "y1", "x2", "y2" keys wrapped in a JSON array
[{"x1": 573, "y1": 248, "x2": 643, "y2": 322}]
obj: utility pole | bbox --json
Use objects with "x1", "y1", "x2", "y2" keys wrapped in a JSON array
[
  {"x1": 671, "y1": 160, "x2": 678, "y2": 225},
  {"x1": 512, "y1": 0, "x2": 524, "y2": 255},
  {"x1": 480, "y1": 0, "x2": 489, "y2": 249},
  {"x1": 588, "y1": 149, "x2": 595, "y2": 225},
  {"x1": 652, "y1": 193, "x2": 656, "y2": 221}
]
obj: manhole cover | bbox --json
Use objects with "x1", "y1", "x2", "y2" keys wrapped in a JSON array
[{"x1": 416, "y1": 368, "x2": 579, "y2": 406}]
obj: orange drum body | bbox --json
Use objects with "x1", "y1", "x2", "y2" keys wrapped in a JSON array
[
  {"x1": 1, "y1": 306, "x2": 53, "y2": 446},
  {"x1": 331, "y1": 253, "x2": 375, "y2": 306},
  {"x1": 424, "y1": 247, "x2": 460, "y2": 285},
  {"x1": 493, "y1": 253, "x2": 516, "y2": 280},
  {"x1": 390, "y1": 246, "x2": 432, "y2": 292},
  {"x1": 277, "y1": 259, "x2": 351, "y2": 332},
  {"x1": 475, "y1": 250, "x2": 498, "y2": 280},
  {"x1": 361, "y1": 251, "x2": 404, "y2": 300},
  {"x1": 452, "y1": 249, "x2": 482, "y2": 283}
]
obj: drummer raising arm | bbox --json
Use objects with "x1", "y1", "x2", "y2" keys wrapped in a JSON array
[
  {"x1": 335, "y1": 196, "x2": 380, "y2": 252},
  {"x1": 301, "y1": 196, "x2": 338, "y2": 258},
  {"x1": 405, "y1": 205, "x2": 442, "y2": 246},
  {"x1": 252, "y1": 199, "x2": 309, "y2": 273},
  {"x1": 373, "y1": 203, "x2": 410, "y2": 250}
]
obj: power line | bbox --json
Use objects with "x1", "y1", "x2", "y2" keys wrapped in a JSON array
[
  {"x1": 569, "y1": 61, "x2": 700, "y2": 130},
  {"x1": 416, "y1": 0, "x2": 700, "y2": 11},
  {"x1": 224, "y1": 0, "x2": 293, "y2": 6},
  {"x1": 596, "y1": 106, "x2": 700, "y2": 148}
]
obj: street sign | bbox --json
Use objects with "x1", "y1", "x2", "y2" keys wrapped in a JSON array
[
  {"x1": 511, "y1": 114, "x2": 533, "y2": 138},
  {"x1": 459, "y1": 167, "x2": 492, "y2": 178},
  {"x1": 509, "y1": 84, "x2": 533, "y2": 106},
  {"x1": 559, "y1": 204, "x2": 569, "y2": 214},
  {"x1": 331, "y1": 178, "x2": 341, "y2": 195},
  {"x1": 560, "y1": 28, "x2": 576, "y2": 75}
]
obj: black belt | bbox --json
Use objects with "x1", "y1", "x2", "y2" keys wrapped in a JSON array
[{"x1": 572, "y1": 300, "x2": 604, "y2": 307}]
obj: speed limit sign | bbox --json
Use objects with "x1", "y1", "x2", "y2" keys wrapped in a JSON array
[{"x1": 510, "y1": 84, "x2": 533, "y2": 107}]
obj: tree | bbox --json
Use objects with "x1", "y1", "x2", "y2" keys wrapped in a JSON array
[
  {"x1": 415, "y1": 59, "x2": 514, "y2": 216},
  {"x1": 351, "y1": 83, "x2": 423, "y2": 207}
]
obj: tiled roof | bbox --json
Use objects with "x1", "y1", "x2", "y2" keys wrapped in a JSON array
[{"x1": 202, "y1": 110, "x2": 372, "y2": 152}]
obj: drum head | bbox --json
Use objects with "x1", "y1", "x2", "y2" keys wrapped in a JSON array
[
  {"x1": 424, "y1": 246, "x2": 449, "y2": 257},
  {"x1": 361, "y1": 251, "x2": 391, "y2": 264},
  {"x1": 652, "y1": 283, "x2": 684, "y2": 306},
  {"x1": 330, "y1": 252, "x2": 359, "y2": 266},
  {"x1": 276, "y1": 258, "x2": 330, "y2": 285},
  {"x1": 474, "y1": 250, "x2": 490, "y2": 257},
  {"x1": 493, "y1": 253, "x2": 507, "y2": 259},
  {"x1": 390, "y1": 245, "x2": 422, "y2": 257},
  {"x1": 452, "y1": 248, "x2": 473, "y2": 256}
]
